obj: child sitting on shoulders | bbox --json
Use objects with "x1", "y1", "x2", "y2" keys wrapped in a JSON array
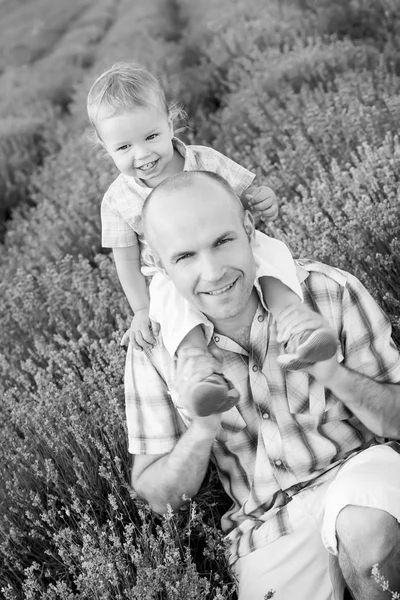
[{"x1": 86, "y1": 62, "x2": 338, "y2": 416}]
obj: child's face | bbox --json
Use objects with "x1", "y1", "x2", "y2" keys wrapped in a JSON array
[{"x1": 97, "y1": 101, "x2": 177, "y2": 186}]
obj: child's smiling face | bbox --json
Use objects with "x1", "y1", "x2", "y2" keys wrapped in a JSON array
[{"x1": 96, "y1": 99, "x2": 180, "y2": 187}]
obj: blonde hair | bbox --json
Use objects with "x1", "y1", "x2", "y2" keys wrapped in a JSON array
[{"x1": 86, "y1": 62, "x2": 184, "y2": 143}]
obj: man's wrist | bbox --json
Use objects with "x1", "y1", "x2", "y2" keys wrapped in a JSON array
[
  {"x1": 322, "y1": 364, "x2": 356, "y2": 402},
  {"x1": 190, "y1": 416, "x2": 221, "y2": 441}
]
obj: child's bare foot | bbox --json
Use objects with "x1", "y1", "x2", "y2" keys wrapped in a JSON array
[
  {"x1": 279, "y1": 327, "x2": 339, "y2": 371},
  {"x1": 191, "y1": 373, "x2": 239, "y2": 416}
]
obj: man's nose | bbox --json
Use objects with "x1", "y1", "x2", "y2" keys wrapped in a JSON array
[{"x1": 200, "y1": 253, "x2": 225, "y2": 281}]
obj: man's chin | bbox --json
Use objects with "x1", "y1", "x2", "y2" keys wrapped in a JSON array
[{"x1": 198, "y1": 298, "x2": 243, "y2": 322}]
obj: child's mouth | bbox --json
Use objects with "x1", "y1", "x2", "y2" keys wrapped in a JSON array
[{"x1": 138, "y1": 160, "x2": 158, "y2": 172}]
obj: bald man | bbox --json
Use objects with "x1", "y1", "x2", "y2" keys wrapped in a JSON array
[{"x1": 125, "y1": 171, "x2": 400, "y2": 600}]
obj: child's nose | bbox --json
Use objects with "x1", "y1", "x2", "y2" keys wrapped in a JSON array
[{"x1": 133, "y1": 144, "x2": 150, "y2": 160}]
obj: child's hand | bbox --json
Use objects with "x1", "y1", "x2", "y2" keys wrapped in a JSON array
[
  {"x1": 245, "y1": 185, "x2": 278, "y2": 222},
  {"x1": 120, "y1": 309, "x2": 160, "y2": 350}
]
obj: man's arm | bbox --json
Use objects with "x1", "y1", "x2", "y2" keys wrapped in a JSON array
[
  {"x1": 129, "y1": 347, "x2": 239, "y2": 514},
  {"x1": 132, "y1": 418, "x2": 220, "y2": 514},
  {"x1": 276, "y1": 299, "x2": 400, "y2": 440},
  {"x1": 322, "y1": 365, "x2": 400, "y2": 439}
]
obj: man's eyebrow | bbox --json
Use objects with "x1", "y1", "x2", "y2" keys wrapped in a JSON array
[{"x1": 169, "y1": 231, "x2": 236, "y2": 262}]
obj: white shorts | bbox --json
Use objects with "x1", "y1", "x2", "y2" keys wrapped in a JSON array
[
  {"x1": 232, "y1": 443, "x2": 400, "y2": 600},
  {"x1": 148, "y1": 230, "x2": 302, "y2": 357}
]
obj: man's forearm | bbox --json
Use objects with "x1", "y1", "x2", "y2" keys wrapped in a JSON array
[
  {"x1": 133, "y1": 419, "x2": 219, "y2": 514},
  {"x1": 327, "y1": 365, "x2": 400, "y2": 439}
]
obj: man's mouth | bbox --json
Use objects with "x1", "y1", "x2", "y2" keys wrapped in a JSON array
[
  {"x1": 203, "y1": 280, "x2": 237, "y2": 296},
  {"x1": 137, "y1": 160, "x2": 157, "y2": 172}
]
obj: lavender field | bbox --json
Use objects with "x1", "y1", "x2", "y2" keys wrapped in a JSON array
[{"x1": 1, "y1": 0, "x2": 400, "y2": 598}]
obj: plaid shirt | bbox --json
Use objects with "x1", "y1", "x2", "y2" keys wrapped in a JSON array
[
  {"x1": 125, "y1": 260, "x2": 400, "y2": 564},
  {"x1": 101, "y1": 137, "x2": 255, "y2": 248}
]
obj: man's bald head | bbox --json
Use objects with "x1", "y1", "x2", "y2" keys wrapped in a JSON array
[{"x1": 142, "y1": 171, "x2": 245, "y2": 253}]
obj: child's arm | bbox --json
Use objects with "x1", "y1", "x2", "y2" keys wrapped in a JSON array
[
  {"x1": 113, "y1": 245, "x2": 158, "y2": 350},
  {"x1": 241, "y1": 184, "x2": 279, "y2": 223}
]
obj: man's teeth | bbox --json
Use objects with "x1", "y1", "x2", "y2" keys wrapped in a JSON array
[
  {"x1": 139, "y1": 161, "x2": 156, "y2": 171},
  {"x1": 207, "y1": 282, "x2": 234, "y2": 296}
]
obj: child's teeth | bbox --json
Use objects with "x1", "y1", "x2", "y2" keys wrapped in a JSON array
[{"x1": 140, "y1": 161, "x2": 155, "y2": 171}]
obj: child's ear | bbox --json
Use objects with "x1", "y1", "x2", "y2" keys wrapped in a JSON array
[
  {"x1": 150, "y1": 250, "x2": 169, "y2": 278},
  {"x1": 168, "y1": 115, "x2": 174, "y2": 137}
]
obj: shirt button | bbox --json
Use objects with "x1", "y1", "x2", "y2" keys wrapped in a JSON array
[
  {"x1": 214, "y1": 336, "x2": 220, "y2": 343},
  {"x1": 258, "y1": 315, "x2": 264, "y2": 322},
  {"x1": 252, "y1": 365, "x2": 258, "y2": 372},
  {"x1": 262, "y1": 412, "x2": 270, "y2": 420},
  {"x1": 275, "y1": 459, "x2": 283, "y2": 467}
]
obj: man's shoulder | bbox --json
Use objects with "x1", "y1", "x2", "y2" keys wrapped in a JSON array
[{"x1": 296, "y1": 258, "x2": 350, "y2": 288}]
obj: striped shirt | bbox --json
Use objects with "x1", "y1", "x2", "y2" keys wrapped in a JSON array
[
  {"x1": 125, "y1": 260, "x2": 400, "y2": 565},
  {"x1": 101, "y1": 137, "x2": 255, "y2": 248}
]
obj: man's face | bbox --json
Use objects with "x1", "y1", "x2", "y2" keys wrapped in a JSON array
[{"x1": 149, "y1": 180, "x2": 257, "y2": 324}]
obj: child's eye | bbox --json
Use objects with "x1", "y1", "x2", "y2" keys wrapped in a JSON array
[
  {"x1": 176, "y1": 253, "x2": 191, "y2": 263},
  {"x1": 146, "y1": 133, "x2": 158, "y2": 141},
  {"x1": 117, "y1": 144, "x2": 130, "y2": 151}
]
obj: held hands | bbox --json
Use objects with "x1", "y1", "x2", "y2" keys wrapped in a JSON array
[
  {"x1": 120, "y1": 308, "x2": 160, "y2": 350},
  {"x1": 275, "y1": 304, "x2": 341, "y2": 385},
  {"x1": 244, "y1": 185, "x2": 279, "y2": 222}
]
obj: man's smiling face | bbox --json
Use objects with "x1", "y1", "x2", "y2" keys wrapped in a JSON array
[{"x1": 146, "y1": 176, "x2": 257, "y2": 324}]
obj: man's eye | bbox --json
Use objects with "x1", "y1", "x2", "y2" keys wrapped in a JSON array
[{"x1": 217, "y1": 238, "x2": 232, "y2": 246}]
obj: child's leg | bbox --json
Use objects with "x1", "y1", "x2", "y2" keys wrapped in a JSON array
[
  {"x1": 254, "y1": 233, "x2": 339, "y2": 368},
  {"x1": 149, "y1": 274, "x2": 239, "y2": 415},
  {"x1": 175, "y1": 325, "x2": 239, "y2": 416},
  {"x1": 176, "y1": 324, "x2": 209, "y2": 354},
  {"x1": 259, "y1": 276, "x2": 301, "y2": 320}
]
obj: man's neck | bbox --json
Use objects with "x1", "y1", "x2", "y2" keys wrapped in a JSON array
[{"x1": 212, "y1": 289, "x2": 258, "y2": 349}]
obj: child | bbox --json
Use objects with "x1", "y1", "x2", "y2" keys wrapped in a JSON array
[{"x1": 86, "y1": 63, "x2": 338, "y2": 416}]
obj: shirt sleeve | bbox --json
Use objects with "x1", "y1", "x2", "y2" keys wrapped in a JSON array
[
  {"x1": 341, "y1": 272, "x2": 400, "y2": 383},
  {"x1": 203, "y1": 147, "x2": 256, "y2": 197},
  {"x1": 101, "y1": 197, "x2": 139, "y2": 248},
  {"x1": 124, "y1": 344, "x2": 186, "y2": 455}
]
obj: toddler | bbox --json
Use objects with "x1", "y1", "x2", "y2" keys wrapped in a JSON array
[{"x1": 86, "y1": 63, "x2": 338, "y2": 416}]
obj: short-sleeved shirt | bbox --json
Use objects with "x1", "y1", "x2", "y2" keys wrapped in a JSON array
[
  {"x1": 101, "y1": 137, "x2": 255, "y2": 248},
  {"x1": 125, "y1": 260, "x2": 400, "y2": 565}
]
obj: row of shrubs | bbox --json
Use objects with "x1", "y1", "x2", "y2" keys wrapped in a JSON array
[
  {"x1": 0, "y1": 0, "x2": 118, "y2": 238},
  {"x1": 1, "y1": 0, "x2": 237, "y2": 597},
  {"x1": 1, "y1": 0, "x2": 400, "y2": 598}
]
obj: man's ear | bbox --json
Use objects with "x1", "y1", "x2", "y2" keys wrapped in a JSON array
[{"x1": 243, "y1": 210, "x2": 256, "y2": 243}]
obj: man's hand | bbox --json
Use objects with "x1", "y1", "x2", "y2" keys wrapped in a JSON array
[
  {"x1": 120, "y1": 309, "x2": 160, "y2": 350},
  {"x1": 175, "y1": 347, "x2": 238, "y2": 430},
  {"x1": 276, "y1": 304, "x2": 341, "y2": 385},
  {"x1": 244, "y1": 185, "x2": 279, "y2": 222}
]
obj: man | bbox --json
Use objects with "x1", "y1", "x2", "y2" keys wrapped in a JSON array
[{"x1": 125, "y1": 170, "x2": 400, "y2": 600}]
